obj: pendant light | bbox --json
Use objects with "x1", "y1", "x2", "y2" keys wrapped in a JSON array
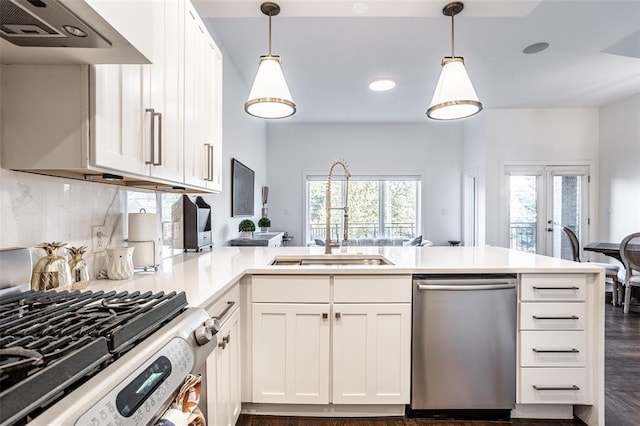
[
  {"x1": 426, "y1": 2, "x2": 482, "y2": 120},
  {"x1": 245, "y1": 2, "x2": 296, "y2": 119}
]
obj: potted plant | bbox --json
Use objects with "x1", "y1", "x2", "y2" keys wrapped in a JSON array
[
  {"x1": 258, "y1": 217, "x2": 271, "y2": 232},
  {"x1": 238, "y1": 219, "x2": 255, "y2": 239}
]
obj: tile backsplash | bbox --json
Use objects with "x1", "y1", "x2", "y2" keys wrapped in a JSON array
[{"x1": 0, "y1": 169, "x2": 126, "y2": 279}]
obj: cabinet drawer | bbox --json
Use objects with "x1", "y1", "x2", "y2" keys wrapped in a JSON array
[
  {"x1": 334, "y1": 275, "x2": 411, "y2": 303},
  {"x1": 520, "y1": 274, "x2": 586, "y2": 302},
  {"x1": 520, "y1": 331, "x2": 586, "y2": 367},
  {"x1": 520, "y1": 368, "x2": 589, "y2": 404},
  {"x1": 520, "y1": 303, "x2": 586, "y2": 330},
  {"x1": 252, "y1": 275, "x2": 330, "y2": 303},
  {"x1": 206, "y1": 283, "x2": 240, "y2": 324}
]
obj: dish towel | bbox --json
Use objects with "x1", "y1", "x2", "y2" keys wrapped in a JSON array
[{"x1": 155, "y1": 373, "x2": 206, "y2": 426}]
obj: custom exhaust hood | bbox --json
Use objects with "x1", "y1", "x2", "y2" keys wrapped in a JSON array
[{"x1": 0, "y1": 0, "x2": 153, "y2": 64}]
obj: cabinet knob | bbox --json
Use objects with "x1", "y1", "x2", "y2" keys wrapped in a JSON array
[
  {"x1": 335, "y1": 312, "x2": 341, "y2": 319},
  {"x1": 322, "y1": 313, "x2": 328, "y2": 319}
]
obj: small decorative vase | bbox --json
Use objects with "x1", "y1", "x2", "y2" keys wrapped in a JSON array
[
  {"x1": 68, "y1": 246, "x2": 90, "y2": 290},
  {"x1": 240, "y1": 231, "x2": 253, "y2": 239},
  {"x1": 106, "y1": 247, "x2": 135, "y2": 280},
  {"x1": 31, "y1": 242, "x2": 73, "y2": 291},
  {"x1": 260, "y1": 227, "x2": 269, "y2": 232}
]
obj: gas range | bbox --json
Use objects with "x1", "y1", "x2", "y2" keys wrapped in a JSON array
[{"x1": 0, "y1": 289, "x2": 216, "y2": 425}]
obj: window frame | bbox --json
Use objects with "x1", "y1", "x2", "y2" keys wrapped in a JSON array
[{"x1": 304, "y1": 174, "x2": 421, "y2": 244}]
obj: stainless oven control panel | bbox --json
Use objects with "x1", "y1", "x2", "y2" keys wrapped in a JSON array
[{"x1": 76, "y1": 337, "x2": 194, "y2": 426}]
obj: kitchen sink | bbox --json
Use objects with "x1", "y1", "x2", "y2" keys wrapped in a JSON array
[{"x1": 269, "y1": 254, "x2": 393, "y2": 266}]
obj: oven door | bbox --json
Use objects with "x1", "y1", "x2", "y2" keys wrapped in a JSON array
[{"x1": 28, "y1": 308, "x2": 217, "y2": 426}]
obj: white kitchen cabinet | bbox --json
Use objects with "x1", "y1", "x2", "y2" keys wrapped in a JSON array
[
  {"x1": 250, "y1": 274, "x2": 411, "y2": 405},
  {"x1": 332, "y1": 303, "x2": 411, "y2": 404},
  {"x1": 183, "y1": 1, "x2": 223, "y2": 192},
  {"x1": 0, "y1": 0, "x2": 222, "y2": 193},
  {"x1": 252, "y1": 303, "x2": 331, "y2": 404},
  {"x1": 213, "y1": 308, "x2": 241, "y2": 426},
  {"x1": 206, "y1": 286, "x2": 241, "y2": 426},
  {"x1": 518, "y1": 274, "x2": 590, "y2": 405},
  {"x1": 92, "y1": 0, "x2": 183, "y2": 182}
]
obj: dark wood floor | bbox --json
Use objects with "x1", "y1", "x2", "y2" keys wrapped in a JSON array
[{"x1": 238, "y1": 304, "x2": 640, "y2": 426}]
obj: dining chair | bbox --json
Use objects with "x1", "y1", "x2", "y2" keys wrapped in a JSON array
[
  {"x1": 562, "y1": 227, "x2": 622, "y2": 305},
  {"x1": 620, "y1": 232, "x2": 640, "y2": 314}
]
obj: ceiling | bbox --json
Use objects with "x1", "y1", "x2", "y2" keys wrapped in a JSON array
[{"x1": 194, "y1": 0, "x2": 640, "y2": 123}]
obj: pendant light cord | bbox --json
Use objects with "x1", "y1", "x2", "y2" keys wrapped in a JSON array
[
  {"x1": 268, "y1": 12, "x2": 272, "y2": 55},
  {"x1": 450, "y1": 13, "x2": 455, "y2": 58}
]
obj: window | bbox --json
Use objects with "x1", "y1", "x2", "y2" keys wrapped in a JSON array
[
  {"x1": 306, "y1": 176, "x2": 420, "y2": 243},
  {"x1": 126, "y1": 191, "x2": 182, "y2": 256}
]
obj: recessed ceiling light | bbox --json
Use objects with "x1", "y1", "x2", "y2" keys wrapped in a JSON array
[
  {"x1": 523, "y1": 42, "x2": 550, "y2": 54},
  {"x1": 353, "y1": 2, "x2": 369, "y2": 15},
  {"x1": 369, "y1": 79, "x2": 396, "y2": 92}
]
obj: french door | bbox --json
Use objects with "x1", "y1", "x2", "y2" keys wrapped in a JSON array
[{"x1": 505, "y1": 165, "x2": 590, "y2": 258}]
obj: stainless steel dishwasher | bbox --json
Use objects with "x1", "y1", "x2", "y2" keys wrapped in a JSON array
[{"x1": 411, "y1": 274, "x2": 517, "y2": 418}]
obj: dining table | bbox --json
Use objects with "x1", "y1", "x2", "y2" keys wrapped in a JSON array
[
  {"x1": 584, "y1": 242, "x2": 625, "y2": 263},
  {"x1": 585, "y1": 240, "x2": 640, "y2": 312}
]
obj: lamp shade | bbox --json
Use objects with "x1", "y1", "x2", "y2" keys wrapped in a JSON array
[
  {"x1": 245, "y1": 55, "x2": 296, "y2": 119},
  {"x1": 426, "y1": 57, "x2": 482, "y2": 120}
]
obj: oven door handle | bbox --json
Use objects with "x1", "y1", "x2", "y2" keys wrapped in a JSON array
[{"x1": 213, "y1": 301, "x2": 236, "y2": 322}]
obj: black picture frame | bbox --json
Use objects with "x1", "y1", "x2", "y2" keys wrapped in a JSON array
[{"x1": 231, "y1": 158, "x2": 255, "y2": 217}]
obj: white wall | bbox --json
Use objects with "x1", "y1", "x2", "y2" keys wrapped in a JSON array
[
  {"x1": 265, "y1": 122, "x2": 463, "y2": 246},
  {"x1": 480, "y1": 108, "x2": 600, "y2": 247},
  {"x1": 598, "y1": 93, "x2": 640, "y2": 242},
  {"x1": 463, "y1": 114, "x2": 487, "y2": 245}
]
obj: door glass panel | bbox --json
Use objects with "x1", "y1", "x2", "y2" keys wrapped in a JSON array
[
  {"x1": 552, "y1": 175, "x2": 582, "y2": 260},
  {"x1": 509, "y1": 175, "x2": 538, "y2": 253}
]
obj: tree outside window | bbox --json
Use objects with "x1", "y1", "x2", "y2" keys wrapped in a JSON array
[{"x1": 307, "y1": 177, "x2": 419, "y2": 243}]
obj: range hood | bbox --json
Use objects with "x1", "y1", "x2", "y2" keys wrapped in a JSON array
[{"x1": 0, "y1": 0, "x2": 154, "y2": 64}]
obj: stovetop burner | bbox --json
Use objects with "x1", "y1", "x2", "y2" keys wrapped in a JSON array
[{"x1": 0, "y1": 289, "x2": 188, "y2": 425}]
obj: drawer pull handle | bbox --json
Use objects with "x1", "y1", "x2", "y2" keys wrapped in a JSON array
[
  {"x1": 532, "y1": 348, "x2": 579, "y2": 353},
  {"x1": 532, "y1": 315, "x2": 579, "y2": 320},
  {"x1": 533, "y1": 385, "x2": 580, "y2": 391},
  {"x1": 532, "y1": 286, "x2": 580, "y2": 290}
]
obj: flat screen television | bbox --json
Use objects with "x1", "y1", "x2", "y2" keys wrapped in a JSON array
[{"x1": 231, "y1": 158, "x2": 255, "y2": 217}]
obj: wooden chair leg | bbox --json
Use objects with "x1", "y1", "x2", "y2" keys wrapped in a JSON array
[
  {"x1": 624, "y1": 283, "x2": 631, "y2": 314},
  {"x1": 612, "y1": 276, "x2": 619, "y2": 306}
]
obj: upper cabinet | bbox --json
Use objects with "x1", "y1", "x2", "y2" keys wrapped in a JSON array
[
  {"x1": 0, "y1": 0, "x2": 161, "y2": 65},
  {"x1": 183, "y1": 2, "x2": 223, "y2": 192},
  {"x1": 1, "y1": 0, "x2": 223, "y2": 194}
]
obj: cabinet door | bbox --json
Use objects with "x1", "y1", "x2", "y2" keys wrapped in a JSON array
[
  {"x1": 332, "y1": 303, "x2": 411, "y2": 404},
  {"x1": 92, "y1": 64, "x2": 150, "y2": 175},
  {"x1": 148, "y1": 0, "x2": 184, "y2": 183},
  {"x1": 252, "y1": 303, "x2": 330, "y2": 404},
  {"x1": 215, "y1": 308, "x2": 241, "y2": 426},
  {"x1": 183, "y1": 2, "x2": 222, "y2": 191}
]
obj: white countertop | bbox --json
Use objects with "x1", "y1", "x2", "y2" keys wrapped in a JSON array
[{"x1": 89, "y1": 246, "x2": 604, "y2": 309}]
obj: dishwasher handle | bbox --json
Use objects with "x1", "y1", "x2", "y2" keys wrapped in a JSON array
[
  {"x1": 416, "y1": 282, "x2": 516, "y2": 291},
  {"x1": 417, "y1": 283, "x2": 516, "y2": 291}
]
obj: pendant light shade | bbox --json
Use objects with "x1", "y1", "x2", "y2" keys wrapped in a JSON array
[
  {"x1": 245, "y1": 2, "x2": 296, "y2": 119},
  {"x1": 427, "y1": 2, "x2": 482, "y2": 120}
]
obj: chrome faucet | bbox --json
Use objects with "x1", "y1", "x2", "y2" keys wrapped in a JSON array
[{"x1": 325, "y1": 159, "x2": 351, "y2": 254}]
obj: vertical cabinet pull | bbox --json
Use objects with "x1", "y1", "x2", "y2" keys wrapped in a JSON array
[
  {"x1": 204, "y1": 143, "x2": 213, "y2": 181},
  {"x1": 155, "y1": 112, "x2": 162, "y2": 166},
  {"x1": 145, "y1": 109, "x2": 163, "y2": 166}
]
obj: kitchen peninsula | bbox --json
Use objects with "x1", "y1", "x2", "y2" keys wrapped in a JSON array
[{"x1": 91, "y1": 245, "x2": 605, "y2": 426}]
